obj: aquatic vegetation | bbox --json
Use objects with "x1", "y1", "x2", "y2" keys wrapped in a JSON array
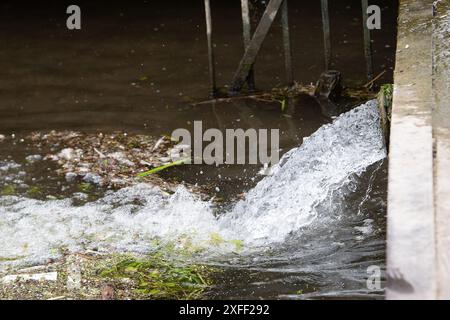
[
  {"x1": 99, "y1": 254, "x2": 214, "y2": 299},
  {"x1": 229, "y1": 239, "x2": 244, "y2": 252},
  {"x1": 279, "y1": 98, "x2": 287, "y2": 112},
  {"x1": 193, "y1": 82, "x2": 376, "y2": 109},
  {"x1": 378, "y1": 84, "x2": 393, "y2": 121},
  {"x1": 137, "y1": 158, "x2": 190, "y2": 178},
  {"x1": 0, "y1": 249, "x2": 217, "y2": 300},
  {"x1": 377, "y1": 84, "x2": 393, "y2": 147},
  {"x1": 26, "y1": 186, "x2": 42, "y2": 198},
  {"x1": 1, "y1": 185, "x2": 16, "y2": 196},
  {"x1": 0, "y1": 256, "x2": 24, "y2": 262},
  {"x1": 208, "y1": 233, "x2": 225, "y2": 246},
  {"x1": 208, "y1": 233, "x2": 244, "y2": 252},
  {"x1": 78, "y1": 182, "x2": 93, "y2": 193}
]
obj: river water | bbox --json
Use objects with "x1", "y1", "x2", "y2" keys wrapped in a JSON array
[{"x1": 0, "y1": 0, "x2": 397, "y2": 299}]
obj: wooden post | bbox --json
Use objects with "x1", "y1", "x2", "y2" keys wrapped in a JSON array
[
  {"x1": 361, "y1": 0, "x2": 374, "y2": 81},
  {"x1": 241, "y1": 0, "x2": 256, "y2": 91},
  {"x1": 230, "y1": 0, "x2": 285, "y2": 94},
  {"x1": 204, "y1": 0, "x2": 217, "y2": 97},
  {"x1": 281, "y1": 0, "x2": 294, "y2": 86},
  {"x1": 320, "y1": 0, "x2": 332, "y2": 70}
]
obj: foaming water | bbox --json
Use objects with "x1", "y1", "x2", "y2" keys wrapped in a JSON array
[{"x1": 0, "y1": 100, "x2": 386, "y2": 269}]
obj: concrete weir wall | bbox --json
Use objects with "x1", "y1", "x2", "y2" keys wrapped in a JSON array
[
  {"x1": 432, "y1": 0, "x2": 450, "y2": 300},
  {"x1": 387, "y1": 0, "x2": 450, "y2": 300}
]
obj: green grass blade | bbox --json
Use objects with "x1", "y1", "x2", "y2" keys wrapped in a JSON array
[{"x1": 137, "y1": 158, "x2": 190, "y2": 178}]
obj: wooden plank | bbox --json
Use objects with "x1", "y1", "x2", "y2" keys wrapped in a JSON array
[
  {"x1": 204, "y1": 0, "x2": 217, "y2": 97},
  {"x1": 320, "y1": 0, "x2": 332, "y2": 70},
  {"x1": 230, "y1": 0, "x2": 284, "y2": 93},
  {"x1": 361, "y1": 0, "x2": 374, "y2": 80},
  {"x1": 241, "y1": 0, "x2": 256, "y2": 91},
  {"x1": 281, "y1": 0, "x2": 294, "y2": 86}
]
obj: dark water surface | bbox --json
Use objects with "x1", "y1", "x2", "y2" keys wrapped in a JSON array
[
  {"x1": 0, "y1": 0, "x2": 397, "y2": 133},
  {"x1": 0, "y1": 0, "x2": 397, "y2": 299}
]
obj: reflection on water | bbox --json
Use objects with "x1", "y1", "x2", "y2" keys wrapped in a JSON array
[{"x1": 0, "y1": 0, "x2": 397, "y2": 133}]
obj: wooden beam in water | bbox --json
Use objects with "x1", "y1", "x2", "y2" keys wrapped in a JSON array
[
  {"x1": 281, "y1": 0, "x2": 294, "y2": 86},
  {"x1": 241, "y1": 0, "x2": 256, "y2": 91},
  {"x1": 230, "y1": 0, "x2": 285, "y2": 94},
  {"x1": 204, "y1": 0, "x2": 217, "y2": 97},
  {"x1": 361, "y1": 0, "x2": 374, "y2": 81},
  {"x1": 320, "y1": 0, "x2": 332, "y2": 70}
]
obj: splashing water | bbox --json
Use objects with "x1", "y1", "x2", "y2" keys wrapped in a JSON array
[
  {"x1": 0, "y1": 100, "x2": 386, "y2": 267},
  {"x1": 221, "y1": 100, "x2": 386, "y2": 244}
]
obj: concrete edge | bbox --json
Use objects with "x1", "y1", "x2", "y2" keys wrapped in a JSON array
[
  {"x1": 432, "y1": 1, "x2": 450, "y2": 300},
  {"x1": 386, "y1": 0, "x2": 437, "y2": 300}
]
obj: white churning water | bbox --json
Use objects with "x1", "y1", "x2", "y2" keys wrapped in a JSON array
[{"x1": 0, "y1": 100, "x2": 386, "y2": 267}]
